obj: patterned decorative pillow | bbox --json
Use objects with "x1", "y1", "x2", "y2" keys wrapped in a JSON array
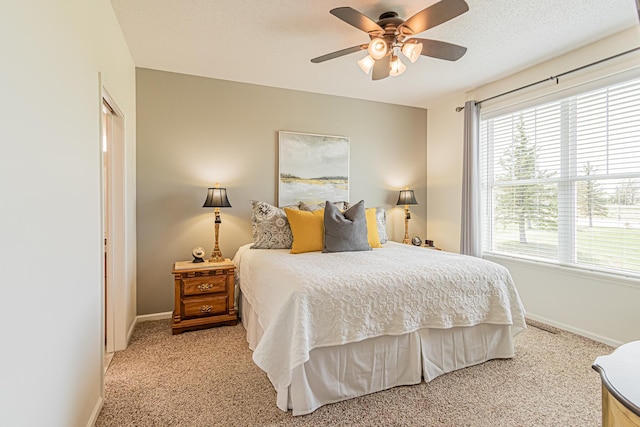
[
  {"x1": 250, "y1": 200, "x2": 297, "y2": 249},
  {"x1": 300, "y1": 200, "x2": 351, "y2": 212},
  {"x1": 375, "y1": 207, "x2": 388, "y2": 244}
]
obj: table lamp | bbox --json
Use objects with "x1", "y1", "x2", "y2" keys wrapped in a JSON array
[
  {"x1": 396, "y1": 188, "x2": 418, "y2": 244},
  {"x1": 202, "y1": 183, "x2": 232, "y2": 262}
]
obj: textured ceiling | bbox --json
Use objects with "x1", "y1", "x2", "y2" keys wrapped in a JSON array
[{"x1": 110, "y1": 0, "x2": 639, "y2": 108}]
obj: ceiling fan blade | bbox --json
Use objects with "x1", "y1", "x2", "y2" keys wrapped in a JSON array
[
  {"x1": 372, "y1": 55, "x2": 391, "y2": 80},
  {"x1": 311, "y1": 44, "x2": 368, "y2": 63},
  {"x1": 399, "y1": 0, "x2": 469, "y2": 35},
  {"x1": 330, "y1": 7, "x2": 384, "y2": 35},
  {"x1": 410, "y1": 38, "x2": 467, "y2": 61}
]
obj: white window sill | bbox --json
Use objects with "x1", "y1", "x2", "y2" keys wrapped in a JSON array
[{"x1": 482, "y1": 252, "x2": 640, "y2": 289}]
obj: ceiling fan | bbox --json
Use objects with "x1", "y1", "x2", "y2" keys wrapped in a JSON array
[{"x1": 311, "y1": 0, "x2": 469, "y2": 80}]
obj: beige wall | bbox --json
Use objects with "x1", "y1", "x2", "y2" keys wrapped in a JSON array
[
  {"x1": 426, "y1": 93, "x2": 466, "y2": 253},
  {"x1": 427, "y1": 28, "x2": 640, "y2": 345},
  {"x1": 136, "y1": 68, "x2": 428, "y2": 315},
  {"x1": 0, "y1": 1, "x2": 136, "y2": 426}
]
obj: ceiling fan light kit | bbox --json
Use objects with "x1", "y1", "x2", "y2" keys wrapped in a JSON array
[
  {"x1": 311, "y1": 0, "x2": 469, "y2": 81},
  {"x1": 368, "y1": 37, "x2": 388, "y2": 59},
  {"x1": 401, "y1": 41, "x2": 423, "y2": 63},
  {"x1": 357, "y1": 55, "x2": 375, "y2": 74},
  {"x1": 389, "y1": 55, "x2": 407, "y2": 77}
]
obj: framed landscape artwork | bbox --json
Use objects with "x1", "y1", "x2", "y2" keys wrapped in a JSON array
[{"x1": 278, "y1": 131, "x2": 349, "y2": 207}]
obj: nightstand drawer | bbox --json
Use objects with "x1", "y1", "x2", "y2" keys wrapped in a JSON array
[
  {"x1": 182, "y1": 295, "x2": 228, "y2": 318},
  {"x1": 182, "y1": 275, "x2": 226, "y2": 296}
]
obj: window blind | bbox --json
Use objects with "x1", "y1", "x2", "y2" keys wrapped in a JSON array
[{"x1": 480, "y1": 77, "x2": 640, "y2": 276}]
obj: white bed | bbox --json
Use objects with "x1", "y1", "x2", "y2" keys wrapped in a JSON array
[{"x1": 233, "y1": 242, "x2": 526, "y2": 415}]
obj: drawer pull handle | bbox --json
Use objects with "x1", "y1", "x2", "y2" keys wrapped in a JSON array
[
  {"x1": 200, "y1": 305, "x2": 212, "y2": 313},
  {"x1": 197, "y1": 283, "x2": 213, "y2": 291}
]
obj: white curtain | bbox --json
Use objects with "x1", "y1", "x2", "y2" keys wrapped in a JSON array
[{"x1": 460, "y1": 100, "x2": 481, "y2": 257}]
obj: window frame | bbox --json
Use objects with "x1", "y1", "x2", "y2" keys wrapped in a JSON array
[{"x1": 479, "y1": 69, "x2": 640, "y2": 279}]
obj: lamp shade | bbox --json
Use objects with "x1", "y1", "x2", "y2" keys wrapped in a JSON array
[
  {"x1": 396, "y1": 189, "x2": 418, "y2": 206},
  {"x1": 368, "y1": 37, "x2": 388, "y2": 60},
  {"x1": 357, "y1": 55, "x2": 375, "y2": 74},
  {"x1": 389, "y1": 55, "x2": 407, "y2": 77},
  {"x1": 401, "y1": 41, "x2": 423, "y2": 63},
  {"x1": 202, "y1": 187, "x2": 232, "y2": 208}
]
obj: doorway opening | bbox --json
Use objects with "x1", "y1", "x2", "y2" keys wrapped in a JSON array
[
  {"x1": 102, "y1": 100, "x2": 112, "y2": 366},
  {"x1": 101, "y1": 89, "x2": 126, "y2": 366}
]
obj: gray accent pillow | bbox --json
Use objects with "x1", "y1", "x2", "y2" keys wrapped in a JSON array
[
  {"x1": 323, "y1": 200, "x2": 371, "y2": 253},
  {"x1": 250, "y1": 200, "x2": 297, "y2": 249},
  {"x1": 375, "y1": 208, "x2": 388, "y2": 244}
]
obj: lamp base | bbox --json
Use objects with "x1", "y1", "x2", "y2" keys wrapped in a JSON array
[
  {"x1": 209, "y1": 250, "x2": 225, "y2": 263},
  {"x1": 403, "y1": 207, "x2": 411, "y2": 244},
  {"x1": 209, "y1": 213, "x2": 225, "y2": 262}
]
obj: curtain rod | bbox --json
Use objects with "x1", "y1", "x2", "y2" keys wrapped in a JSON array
[{"x1": 455, "y1": 46, "x2": 640, "y2": 112}]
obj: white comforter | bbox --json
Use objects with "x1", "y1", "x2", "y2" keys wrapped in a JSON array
[{"x1": 233, "y1": 242, "x2": 526, "y2": 392}]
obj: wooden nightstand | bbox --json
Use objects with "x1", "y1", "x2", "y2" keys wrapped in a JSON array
[
  {"x1": 424, "y1": 245, "x2": 442, "y2": 251},
  {"x1": 171, "y1": 259, "x2": 237, "y2": 334}
]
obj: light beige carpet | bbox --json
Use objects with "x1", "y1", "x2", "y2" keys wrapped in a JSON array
[{"x1": 96, "y1": 319, "x2": 613, "y2": 426}]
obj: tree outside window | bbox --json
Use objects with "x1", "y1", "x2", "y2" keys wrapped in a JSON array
[
  {"x1": 494, "y1": 116, "x2": 558, "y2": 244},
  {"x1": 577, "y1": 162, "x2": 608, "y2": 227}
]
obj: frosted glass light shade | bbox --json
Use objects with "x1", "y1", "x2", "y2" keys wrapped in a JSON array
[
  {"x1": 357, "y1": 55, "x2": 375, "y2": 74},
  {"x1": 389, "y1": 55, "x2": 406, "y2": 77},
  {"x1": 368, "y1": 38, "x2": 388, "y2": 60},
  {"x1": 401, "y1": 42, "x2": 423, "y2": 63}
]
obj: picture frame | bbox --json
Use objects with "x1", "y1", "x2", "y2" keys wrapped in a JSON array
[{"x1": 278, "y1": 131, "x2": 349, "y2": 207}]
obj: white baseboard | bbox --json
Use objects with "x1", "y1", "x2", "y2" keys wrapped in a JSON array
[
  {"x1": 136, "y1": 311, "x2": 172, "y2": 322},
  {"x1": 86, "y1": 396, "x2": 103, "y2": 427},
  {"x1": 525, "y1": 313, "x2": 622, "y2": 348},
  {"x1": 126, "y1": 317, "x2": 136, "y2": 344},
  {"x1": 122, "y1": 312, "x2": 173, "y2": 346}
]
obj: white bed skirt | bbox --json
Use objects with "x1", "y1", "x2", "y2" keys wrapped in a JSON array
[{"x1": 241, "y1": 294, "x2": 516, "y2": 416}]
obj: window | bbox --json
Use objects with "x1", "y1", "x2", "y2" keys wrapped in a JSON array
[{"x1": 480, "y1": 76, "x2": 640, "y2": 276}]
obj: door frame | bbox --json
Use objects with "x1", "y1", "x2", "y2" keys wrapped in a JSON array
[{"x1": 100, "y1": 83, "x2": 127, "y2": 355}]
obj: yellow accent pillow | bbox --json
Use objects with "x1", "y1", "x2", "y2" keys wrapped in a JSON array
[
  {"x1": 365, "y1": 208, "x2": 382, "y2": 248},
  {"x1": 284, "y1": 207, "x2": 325, "y2": 254}
]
